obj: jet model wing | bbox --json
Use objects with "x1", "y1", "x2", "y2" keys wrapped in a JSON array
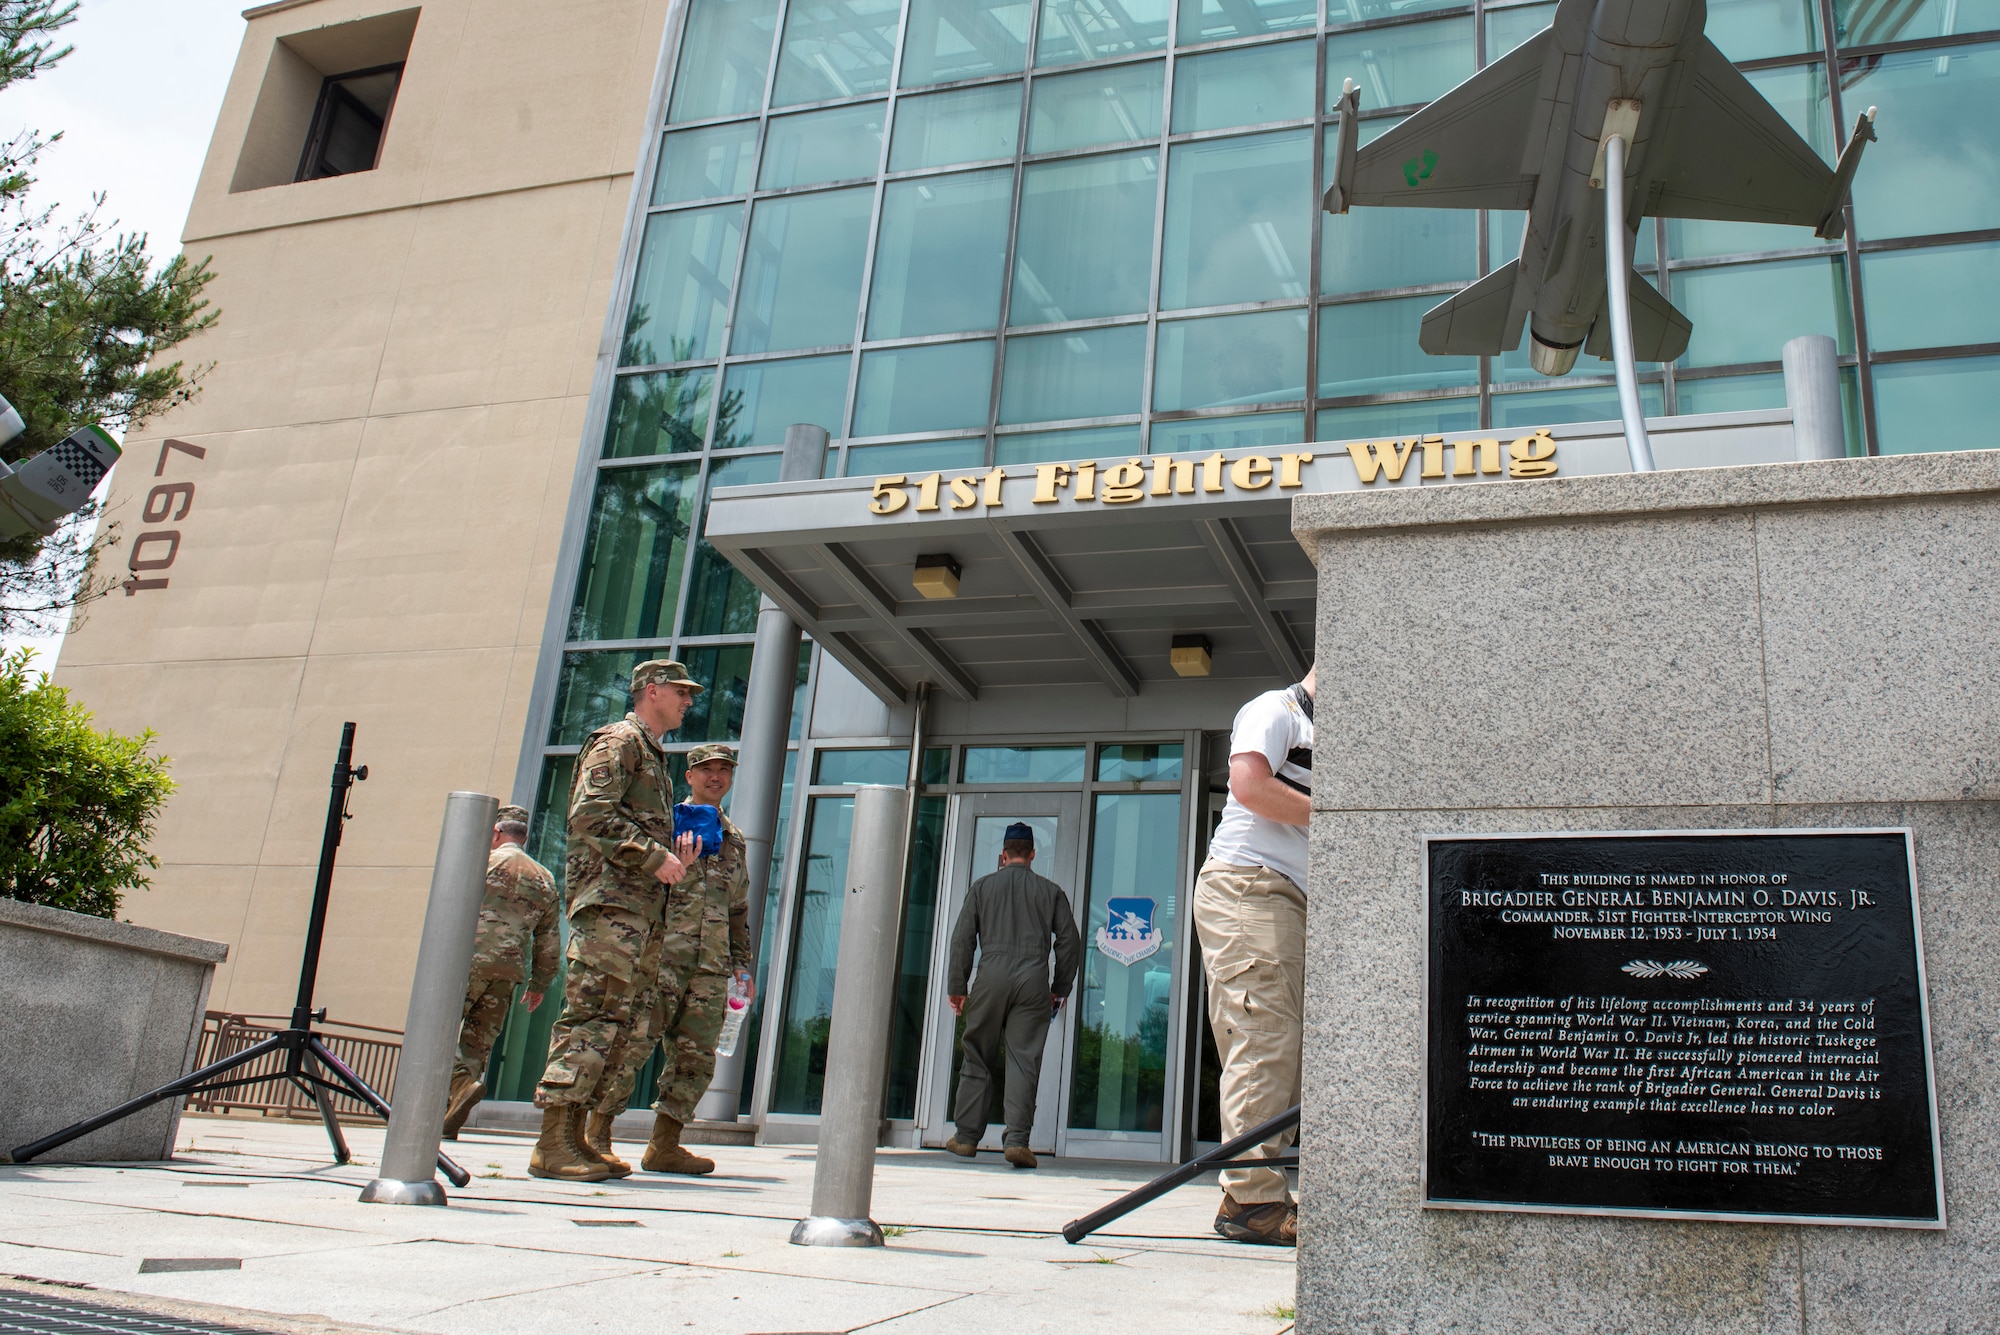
[
  {"x1": 1648, "y1": 37, "x2": 1844, "y2": 233},
  {"x1": 1325, "y1": 28, "x2": 1551, "y2": 213}
]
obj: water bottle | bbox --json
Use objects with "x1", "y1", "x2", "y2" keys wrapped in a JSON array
[{"x1": 714, "y1": 974, "x2": 751, "y2": 1057}]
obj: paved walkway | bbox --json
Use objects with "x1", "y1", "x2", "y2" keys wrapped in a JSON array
[{"x1": 0, "y1": 1116, "x2": 1296, "y2": 1335}]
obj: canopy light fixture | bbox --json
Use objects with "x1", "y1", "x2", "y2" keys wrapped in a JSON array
[
  {"x1": 1170, "y1": 634, "x2": 1212, "y2": 678},
  {"x1": 912, "y1": 553, "x2": 961, "y2": 599}
]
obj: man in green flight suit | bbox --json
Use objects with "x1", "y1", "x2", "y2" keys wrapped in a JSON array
[
  {"x1": 586, "y1": 742, "x2": 755, "y2": 1176},
  {"x1": 529, "y1": 659, "x2": 699, "y2": 1182},
  {"x1": 441, "y1": 804, "x2": 559, "y2": 1140}
]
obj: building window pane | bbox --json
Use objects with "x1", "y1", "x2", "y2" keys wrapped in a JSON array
[
  {"x1": 684, "y1": 454, "x2": 782, "y2": 636},
  {"x1": 1863, "y1": 242, "x2": 2000, "y2": 353},
  {"x1": 853, "y1": 340, "x2": 997, "y2": 434},
  {"x1": 622, "y1": 205, "x2": 743, "y2": 366},
  {"x1": 1154, "y1": 309, "x2": 1308, "y2": 411},
  {"x1": 771, "y1": 0, "x2": 901, "y2": 106},
  {"x1": 1000, "y1": 324, "x2": 1147, "y2": 422},
  {"x1": 1708, "y1": 0, "x2": 1822, "y2": 61},
  {"x1": 902, "y1": 0, "x2": 1031, "y2": 87},
  {"x1": 1012, "y1": 150, "x2": 1159, "y2": 323},
  {"x1": 758, "y1": 103, "x2": 887, "y2": 189},
  {"x1": 1325, "y1": 16, "x2": 1474, "y2": 113},
  {"x1": 1675, "y1": 257, "x2": 1853, "y2": 369},
  {"x1": 668, "y1": 0, "x2": 781, "y2": 123},
  {"x1": 1833, "y1": 0, "x2": 2000, "y2": 47},
  {"x1": 1492, "y1": 381, "x2": 1663, "y2": 428},
  {"x1": 1874, "y1": 353, "x2": 2000, "y2": 454},
  {"x1": 566, "y1": 464, "x2": 700, "y2": 643},
  {"x1": 868, "y1": 168, "x2": 1014, "y2": 338},
  {"x1": 1675, "y1": 371, "x2": 1787, "y2": 415},
  {"x1": 890, "y1": 81, "x2": 1023, "y2": 169},
  {"x1": 1327, "y1": 0, "x2": 1465, "y2": 19},
  {"x1": 677, "y1": 644, "x2": 756, "y2": 741},
  {"x1": 1097, "y1": 742, "x2": 1182, "y2": 782},
  {"x1": 1485, "y1": 1, "x2": 1555, "y2": 59},
  {"x1": 718, "y1": 353, "x2": 850, "y2": 447},
  {"x1": 1068, "y1": 791, "x2": 1180, "y2": 1133},
  {"x1": 1035, "y1": 0, "x2": 1170, "y2": 67},
  {"x1": 1027, "y1": 60, "x2": 1164, "y2": 152},
  {"x1": 1162, "y1": 130, "x2": 1312, "y2": 309},
  {"x1": 548, "y1": 649, "x2": 653, "y2": 745},
  {"x1": 962, "y1": 745, "x2": 1087, "y2": 781},
  {"x1": 652, "y1": 122, "x2": 757, "y2": 205},
  {"x1": 846, "y1": 438, "x2": 988, "y2": 473},
  {"x1": 994, "y1": 423, "x2": 1141, "y2": 462},
  {"x1": 815, "y1": 748, "x2": 910, "y2": 784},
  {"x1": 1151, "y1": 410, "x2": 1305, "y2": 453},
  {"x1": 732, "y1": 186, "x2": 875, "y2": 354},
  {"x1": 1318, "y1": 296, "x2": 1478, "y2": 397},
  {"x1": 1315, "y1": 397, "x2": 1477, "y2": 440},
  {"x1": 1846, "y1": 42, "x2": 2000, "y2": 240},
  {"x1": 1170, "y1": 38, "x2": 1316, "y2": 133},
  {"x1": 605, "y1": 368, "x2": 717, "y2": 458},
  {"x1": 1663, "y1": 64, "x2": 1832, "y2": 259},
  {"x1": 772, "y1": 794, "x2": 853, "y2": 1114},
  {"x1": 1176, "y1": 0, "x2": 1315, "y2": 46}
]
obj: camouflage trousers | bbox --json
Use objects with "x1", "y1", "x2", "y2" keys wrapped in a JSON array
[
  {"x1": 594, "y1": 959, "x2": 733, "y2": 1124},
  {"x1": 454, "y1": 977, "x2": 516, "y2": 1083},
  {"x1": 535, "y1": 906, "x2": 664, "y2": 1108}
]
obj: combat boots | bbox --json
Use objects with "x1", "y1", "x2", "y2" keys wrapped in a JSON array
[
  {"x1": 640, "y1": 1113, "x2": 715, "y2": 1175},
  {"x1": 527, "y1": 1104, "x2": 609, "y2": 1182},
  {"x1": 441, "y1": 1074, "x2": 484, "y2": 1141},
  {"x1": 583, "y1": 1110, "x2": 633, "y2": 1178}
]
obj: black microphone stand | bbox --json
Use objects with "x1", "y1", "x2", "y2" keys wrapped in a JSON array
[{"x1": 6, "y1": 723, "x2": 470, "y2": 1187}]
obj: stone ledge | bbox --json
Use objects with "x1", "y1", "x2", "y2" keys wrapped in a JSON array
[
  {"x1": 0, "y1": 897, "x2": 229, "y2": 965},
  {"x1": 1291, "y1": 447, "x2": 2000, "y2": 556}
]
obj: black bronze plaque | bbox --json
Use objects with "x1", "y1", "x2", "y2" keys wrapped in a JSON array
[{"x1": 1424, "y1": 830, "x2": 1943, "y2": 1227}]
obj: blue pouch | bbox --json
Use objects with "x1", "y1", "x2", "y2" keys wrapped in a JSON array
[{"x1": 674, "y1": 802, "x2": 723, "y2": 859}]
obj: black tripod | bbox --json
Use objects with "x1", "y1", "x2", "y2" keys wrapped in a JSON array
[
  {"x1": 1061, "y1": 1104, "x2": 1300, "y2": 1243},
  {"x1": 8, "y1": 723, "x2": 470, "y2": 1188}
]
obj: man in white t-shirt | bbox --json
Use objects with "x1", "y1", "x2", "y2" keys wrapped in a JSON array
[{"x1": 1195, "y1": 662, "x2": 1314, "y2": 1246}]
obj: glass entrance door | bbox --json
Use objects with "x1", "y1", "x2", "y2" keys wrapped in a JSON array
[{"x1": 918, "y1": 791, "x2": 1083, "y2": 1153}]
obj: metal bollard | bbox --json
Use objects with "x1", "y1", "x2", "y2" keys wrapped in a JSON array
[
  {"x1": 790, "y1": 784, "x2": 909, "y2": 1247},
  {"x1": 1783, "y1": 334, "x2": 1846, "y2": 461},
  {"x1": 361, "y1": 791, "x2": 497, "y2": 1205}
]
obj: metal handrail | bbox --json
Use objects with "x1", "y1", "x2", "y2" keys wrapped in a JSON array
[{"x1": 187, "y1": 1012, "x2": 403, "y2": 1120}]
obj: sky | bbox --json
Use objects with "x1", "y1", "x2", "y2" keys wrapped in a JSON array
[{"x1": 3, "y1": 0, "x2": 248, "y2": 671}]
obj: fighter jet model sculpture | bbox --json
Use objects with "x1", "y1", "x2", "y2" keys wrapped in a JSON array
[{"x1": 1324, "y1": 0, "x2": 1875, "y2": 466}]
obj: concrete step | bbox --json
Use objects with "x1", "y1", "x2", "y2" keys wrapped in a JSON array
[{"x1": 459, "y1": 1098, "x2": 755, "y2": 1146}]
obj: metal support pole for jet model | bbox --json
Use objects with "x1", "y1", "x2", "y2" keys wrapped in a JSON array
[{"x1": 1601, "y1": 130, "x2": 1655, "y2": 473}]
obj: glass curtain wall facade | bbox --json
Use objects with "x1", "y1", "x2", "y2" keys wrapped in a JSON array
[{"x1": 501, "y1": 0, "x2": 2000, "y2": 1111}]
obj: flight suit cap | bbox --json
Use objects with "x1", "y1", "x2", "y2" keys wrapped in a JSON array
[
  {"x1": 631, "y1": 659, "x2": 703, "y2": 695},
  {"x1": 495, "y1": 804, "x2": 531, "y2": 824},
  {"x1": 685, "y1": 743, "x2": 738, "y2": 768}
]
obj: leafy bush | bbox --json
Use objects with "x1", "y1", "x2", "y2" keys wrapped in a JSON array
[{"x1": 0, "y1": 648, "x2": 173, "y2": 916}]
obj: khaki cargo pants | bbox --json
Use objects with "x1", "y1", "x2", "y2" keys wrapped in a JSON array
[{"x1": 1193, "y1": 860, "x2": 1306, "y2": 1205}]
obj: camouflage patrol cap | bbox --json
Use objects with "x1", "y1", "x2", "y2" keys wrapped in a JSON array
[
  {"x1": 685, "y1": 742, "x2": 738, "y2": 768},
  {"x1": 631, "y1": 659, "x2": 704, "y2": 695},
  {"x1": 495, "y1": 804, "x2": 531, "y2": 824}
]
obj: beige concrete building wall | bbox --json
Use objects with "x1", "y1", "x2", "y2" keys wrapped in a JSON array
[{"x1": 53, "y1": 0, "x2": 673, "y2": 1029}]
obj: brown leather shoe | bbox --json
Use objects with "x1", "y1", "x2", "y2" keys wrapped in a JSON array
[
  {"x1": 942, "y1": 1136, "x2": 979, "y2": 1158},
  {"x1": 1003, "y1": 1145, "x2": 1038, "y2": 1170},
  {"x1": 640, "y1": 1113, "x2": 715, "y2": 1175},
  {"x1": 527, "y1": 1104, "x2": 609, "y2": 1182},
  {"x1": 584, "y1": 1110, "x2": 633, "y2": 1178},
  {"x1": 1214, "y1": 1193, "x2": 1297, "y2": 1246},
  {"x1": 441, "y1": 1074, "x2": 483, "y2": 1141}
]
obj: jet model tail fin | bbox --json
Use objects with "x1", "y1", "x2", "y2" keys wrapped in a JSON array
[
  {"x1": 1585, "y1": 275, "x2": 1692, "y2": 365},
  {"x1": 1420, "y1": 261, "x2": 1525, "y2": 356}
]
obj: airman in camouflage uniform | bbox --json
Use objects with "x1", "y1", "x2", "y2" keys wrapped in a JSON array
[
  {"x1": 588, "y1": 742, "x2": 754, "y2": 1176},
  {"x1": 441, "y1": 804, "x2": 558, "y2": 1140},
  {"x1": 528, "y1": 660, "x2": 701, "y2": 1183}
]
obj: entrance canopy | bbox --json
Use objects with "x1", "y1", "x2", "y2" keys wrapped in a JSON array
[{"x1": 704, "y1": 411, "x2": 1792, "y2": 706}]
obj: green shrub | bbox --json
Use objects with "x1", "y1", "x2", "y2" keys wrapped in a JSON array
[{"x1": 0, "y1": 648, "x2": 173, "y2": 917}]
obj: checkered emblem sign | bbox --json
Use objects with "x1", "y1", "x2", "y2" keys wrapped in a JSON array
[{"x1": 46, "y1": 437, "x2": 110, "y2": 493}]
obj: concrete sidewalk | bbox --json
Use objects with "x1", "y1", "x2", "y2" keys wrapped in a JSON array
[{"x1": 0, "y1": 1115, "x2": 1296, "y2": 1335}]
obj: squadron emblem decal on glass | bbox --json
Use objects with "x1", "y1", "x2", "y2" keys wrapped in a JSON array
[{"x1": 1095, "y1": 897, "x2": 1162, "y2": 965}]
